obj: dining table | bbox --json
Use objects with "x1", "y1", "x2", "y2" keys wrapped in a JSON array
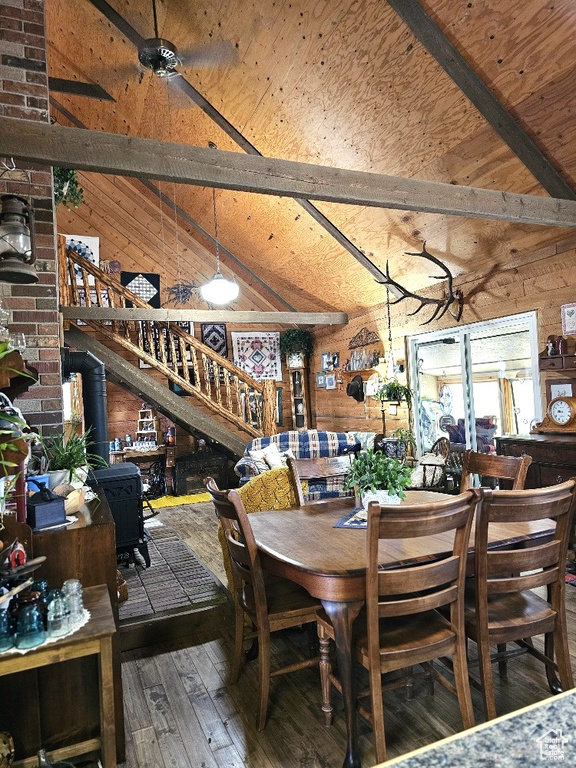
[{"x1": 249, "y1": 490, "x2": 556, "y2": 768}]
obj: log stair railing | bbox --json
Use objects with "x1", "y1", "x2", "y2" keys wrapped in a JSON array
[{"x1": 58, "y1": 240, "x2": 276, "y2": 438}]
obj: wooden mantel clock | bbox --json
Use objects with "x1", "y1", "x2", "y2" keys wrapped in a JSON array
[{"x1": 534, "y1": 396, "x2": 576, "y2": 434}]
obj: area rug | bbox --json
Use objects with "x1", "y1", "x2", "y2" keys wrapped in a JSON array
[
  {"x1": 148, "y1": 491, "x2": 211, "y2": 509},
  {"x1": 118, "y1": 523, "x2": 226, "y2": 621},
  {"x1": 565, "y1": 572, "x2": 576, "y2": 586}
]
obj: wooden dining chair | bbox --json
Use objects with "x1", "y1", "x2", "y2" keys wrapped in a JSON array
[
  {"x1": 204, "y1": 477, "x2": 320, "y2": 730},
  {"x1": 287, "y1": 455, "x2": 353, "y2": 506},
  {"x1": 317, "y1": 491, "x2": 479, "y2": 763},
  {"x1": 460, "y1": 449, "x2": 532, "y2": 491},
  {"x1": 464, "y1": 480, "x2": 576, "y2": 720}
]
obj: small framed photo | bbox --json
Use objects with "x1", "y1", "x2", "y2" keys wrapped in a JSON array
[
  {"x1": 316, "y1": 372, "x2": 327, "y2": 388},
  {"x1": 321, "y1": 352, "x2": 332, "y2": 371},
  {"x1": 325, "y1": 373, "x2": 337, "y2": 390},
  {"x1": 561, "y1": 303, "x2": 576, "y2": 335},
  {"x1": 546, "y1": 378, "x2": 574, "y2": 403},
  {"x1": 331, "y1": 352, "x2": 340, "y2": 369}
]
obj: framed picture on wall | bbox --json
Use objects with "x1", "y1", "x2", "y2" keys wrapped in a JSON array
[
  {"x1": 546, "y1": 378, "x2": 574, "y2": 403},
  {"x1": 316, "y1": 372, "x2": 326, "y2": 388},
  {"x1": 325, "y1": 373, "x2": 337, "y2": 390},
  {"x1": 561, "y1": 303, "x2": 576, "y2": 335},
  {"x1": 321, "y1": 352, "x2": 332, "y2": 371}
]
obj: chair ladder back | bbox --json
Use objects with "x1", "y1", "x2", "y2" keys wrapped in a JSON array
[
  {"x1": 366, "y1": 491, "x2": 478, "y2": 623},
  {"x1": 460, "y1": 450, "x2": 532, "y2": 492},
  {"x1": 205, "y1": 477, "x2": 269, "y2": 614},
  {"x1": 474, "y1": 480, "x2": 576, "y2": 607}
]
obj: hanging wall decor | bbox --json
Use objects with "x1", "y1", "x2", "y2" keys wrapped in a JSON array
[
  {"x1": 120, "y1": 271, "x2": 161, "y2": 308},
  {"x1": 231, "y1": 331, "x2": 282, "y2": 381},
  {"x1": 201, "y1": 323, "x2": 228, "y2": 358}
]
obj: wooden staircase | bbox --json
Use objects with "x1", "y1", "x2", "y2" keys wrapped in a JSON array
[{"x1": 58, "y1": 238, "x2": 276, "y2": 455}]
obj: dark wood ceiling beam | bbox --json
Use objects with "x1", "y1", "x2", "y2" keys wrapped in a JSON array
[
  {"x1": 61, "y1": 307, "x2": 348, "y2": 324},
  {"x1": 387, "y1": 0, "x2": 576, "y2": 201},
  {"x1": 88, "y1": 0, "x2": 388, "y2": 284},
  {"x1": 2, "y1": 117, "x2": 576, "y2": 227},
  {"x1": 50, "y1": 97, "x2": 297, "y2": 313}
]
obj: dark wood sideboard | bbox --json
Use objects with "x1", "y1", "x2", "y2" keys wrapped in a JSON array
[
  {"x1": 0, "y1": 493, "x2": 125, "y2": 763},
  {"x1": 496, "y1": 433, "x2": 576, "y2": 488}
]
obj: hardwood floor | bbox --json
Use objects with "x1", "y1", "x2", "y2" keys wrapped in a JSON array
[{"x1": 118, "y1": 503, "x2": 576, "y2": 767}]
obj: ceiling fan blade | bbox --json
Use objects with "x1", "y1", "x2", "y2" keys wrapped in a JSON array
[
  {"x1": 178, "y1": 40, "x2": 238, "y2": 69},
  {"x1": 48, "y1": 78, "x2": 115, "y2": 102}
]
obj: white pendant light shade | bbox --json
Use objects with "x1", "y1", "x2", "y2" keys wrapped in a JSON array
[
  {"x1": 200, "y1": 271, "x2": 239, "y2": 305},
  {"x1": 199, "y1": 181, "x2": 240, "y2": 305}
]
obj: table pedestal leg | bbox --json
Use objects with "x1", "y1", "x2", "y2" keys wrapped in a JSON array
[{"x1": 322, "y1": 599, "x2": 364, "y2": 768}]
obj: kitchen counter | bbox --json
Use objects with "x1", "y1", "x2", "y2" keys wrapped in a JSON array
[{"x1": 379, "y1": 689, "x2": 575, "y2": 767}]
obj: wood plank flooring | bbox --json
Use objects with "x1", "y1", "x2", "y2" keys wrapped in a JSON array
[{"x1": 118, "y1": 503, "x2": 576, "y2": 767}]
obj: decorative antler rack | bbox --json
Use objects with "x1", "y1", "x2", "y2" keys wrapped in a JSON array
[{"x1": 376, "y1": 242, "x2": 464, "y2": 325}]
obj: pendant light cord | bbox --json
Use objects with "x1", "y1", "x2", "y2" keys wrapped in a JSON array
[
  {"x1": 386, "y1": 285, "x2": 395, "y2": 375},
  {"x1": 212, "y1": 187, "x2": 221, "y2": 274}
]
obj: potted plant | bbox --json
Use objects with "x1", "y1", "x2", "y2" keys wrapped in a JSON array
[
  {"x1": 374, "y1": 378, "x2": 413, "y2": 405},
  {"x1": 343, "y1": 448, "x2": 413, "y2": 508},
  {"x1": 39, "y1": 430, "x2": 106, "y2": 489},
  {"x1": 390, "y1": 427, "x2": 416, "y2": 460},
  {"x1": 53, "y1": 167, "x2": 84, "y2": 209},
  {"x1": 280, "y1": 329, "x2": 314, "y2": 368}
]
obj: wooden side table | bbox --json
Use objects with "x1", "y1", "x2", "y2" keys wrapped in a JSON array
[{"x1": 0, "y1": 585, "x2": 116, "y2": 768}]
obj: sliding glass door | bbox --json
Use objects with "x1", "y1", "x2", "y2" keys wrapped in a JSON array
[{"x1": 408, "y1": 312, "x2": 541, "y2": 456}]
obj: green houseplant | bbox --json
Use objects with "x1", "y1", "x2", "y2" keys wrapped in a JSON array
[
  {"x1": 344, "y1": 448, "x2": 413, "y2": 507},
  {"x1": 280, "y1": 329, "x2": 314, "y2": 367},
  {"x1": 53, "y1": 167, "x2": 84, "y2": 209},
  {"x1": 39, "y1": 430, "x2": 106, "y2": 488},
  {"x1": 374, "y1": 378, "x2": 413, "y2": 405}
]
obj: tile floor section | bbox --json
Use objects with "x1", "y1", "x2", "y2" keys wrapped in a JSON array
[{"x1": 118, "y1": 523, "x2": 227, "y2": 621}]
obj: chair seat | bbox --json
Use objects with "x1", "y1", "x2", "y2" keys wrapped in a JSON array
[
  {"x1": 241, "y1": 577, "x2": 319, "y2": 622},
  {"x1": 318, "y1": 609, "x2": 456, "y2": 671},
  {"x1": 465, "y1": 589, "x2": 556, "y2": 644}
]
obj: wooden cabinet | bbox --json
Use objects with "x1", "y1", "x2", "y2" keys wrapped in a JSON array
[
  {"x1": 496, "y1": 433, "x2": 576, "y2": 489},
  {"x1": 288, "y1": 367, "x2": 309, "y2": 429},
  {"x1": 0, "y1": 494, "x2": 125, "y2": 762}
]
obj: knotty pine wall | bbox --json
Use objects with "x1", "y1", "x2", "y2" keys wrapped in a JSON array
[{"x1": 311, "y1": 234, "x2": 576, "y2": 435}]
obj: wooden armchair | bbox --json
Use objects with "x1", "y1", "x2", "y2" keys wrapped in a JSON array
[
  {"x1": 317, "y1": 491, "x2": 479, "y2": 763},
  {"x1": 205, "y1": 477, "x2": 320, "y2": 730},
  {"x1": 465, "y1": 480, "x2": 576, "y2": 719},
  {"x1": 460, "y1": 449, "x2": 532, "y2": 491}
]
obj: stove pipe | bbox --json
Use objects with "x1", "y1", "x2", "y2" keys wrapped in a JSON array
[{"x1": 61, "y1": 347, "x2": 109, "y2": 466}]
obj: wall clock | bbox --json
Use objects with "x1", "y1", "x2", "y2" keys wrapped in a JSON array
[{"x1": 534, "y1": 396, "x2": 576, "y2": 434}]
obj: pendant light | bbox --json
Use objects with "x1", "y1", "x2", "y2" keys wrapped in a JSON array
[{"x1": 200, "y1": 186, "x2": 239, "y2": 305}]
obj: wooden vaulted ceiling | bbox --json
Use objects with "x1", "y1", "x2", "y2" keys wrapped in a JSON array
[{"x1": 45, "y1": 0, "x2": 576, "y2": 316}]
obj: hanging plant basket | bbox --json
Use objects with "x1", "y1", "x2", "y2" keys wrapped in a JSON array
[{"x1": 53, "y1": 167, "x2": 84, "y2": 209}]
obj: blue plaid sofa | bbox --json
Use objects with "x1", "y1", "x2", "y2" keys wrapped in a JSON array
[{"x1": 234, "y1": 429, "x2": 375, "y2": 500}]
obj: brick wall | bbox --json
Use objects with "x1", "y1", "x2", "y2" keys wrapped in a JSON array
[{"x1": 0, "y1": 0, "x2": 62, "y2": 433}]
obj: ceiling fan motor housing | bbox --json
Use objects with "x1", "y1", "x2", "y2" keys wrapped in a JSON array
[{"x1": 138, "y1": 38, "x2": 180, "y2": 76}]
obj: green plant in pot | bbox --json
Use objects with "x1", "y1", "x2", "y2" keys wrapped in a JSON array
[
  {"x1": 374, "y1": 378, "x2": 413, "y2": 405},
  {"x1": 280, "y1": 329, "x2": 314, "y2": 368},
  {"x1": 390, "y1": 427, "x2": 416, "y2": 459},
  {"x1": 344, "y1": 448, "x2": 413, "y2": 508},
  {"x1": 53, "y1": 167, "x2": 84, "y2": 209},
  {"x1": 39, "y1": 430, "x2": 106, "y2": 489}
]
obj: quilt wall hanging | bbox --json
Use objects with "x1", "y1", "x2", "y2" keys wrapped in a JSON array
[
  {"x1": 201, "y1": 323, "x2": 228, "y2": 358},
  {"x1": 120, "y1": 272, "x2": 161, "y2": 308},
  {"x1": 231, "y1": 331, "x2": 282, "y2": 381}
]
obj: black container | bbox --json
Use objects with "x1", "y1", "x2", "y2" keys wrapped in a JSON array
[{"x1": 26, "y1": 493, "x2": 66, "y2": 531}]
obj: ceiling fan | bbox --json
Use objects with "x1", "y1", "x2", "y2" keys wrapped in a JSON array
[{"x1": 136, "y1": 0, "x2": 236, "y2": 79}]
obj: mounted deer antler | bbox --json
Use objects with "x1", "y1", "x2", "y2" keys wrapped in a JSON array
[{"x1": 375, "y1": 242, "x2": 463, "y2": 325}]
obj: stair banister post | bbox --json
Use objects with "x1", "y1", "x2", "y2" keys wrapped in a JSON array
[{"x1": 262, "y1": 378, "x2": 277, "y2": 436}]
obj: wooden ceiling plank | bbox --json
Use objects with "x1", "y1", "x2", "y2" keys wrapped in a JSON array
[
  {"x1": 85, "y1": 0, "x2": 387, "y2": 281},
  {"x1": 3, "y1": 117, "x2": 576, "y2": 227},
  {"x1": 61, "y1": 308, "x2": 348, "y2": 324},
  {"x1": 386, "y1": 0, "x2": 576, "y2": 201}
]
